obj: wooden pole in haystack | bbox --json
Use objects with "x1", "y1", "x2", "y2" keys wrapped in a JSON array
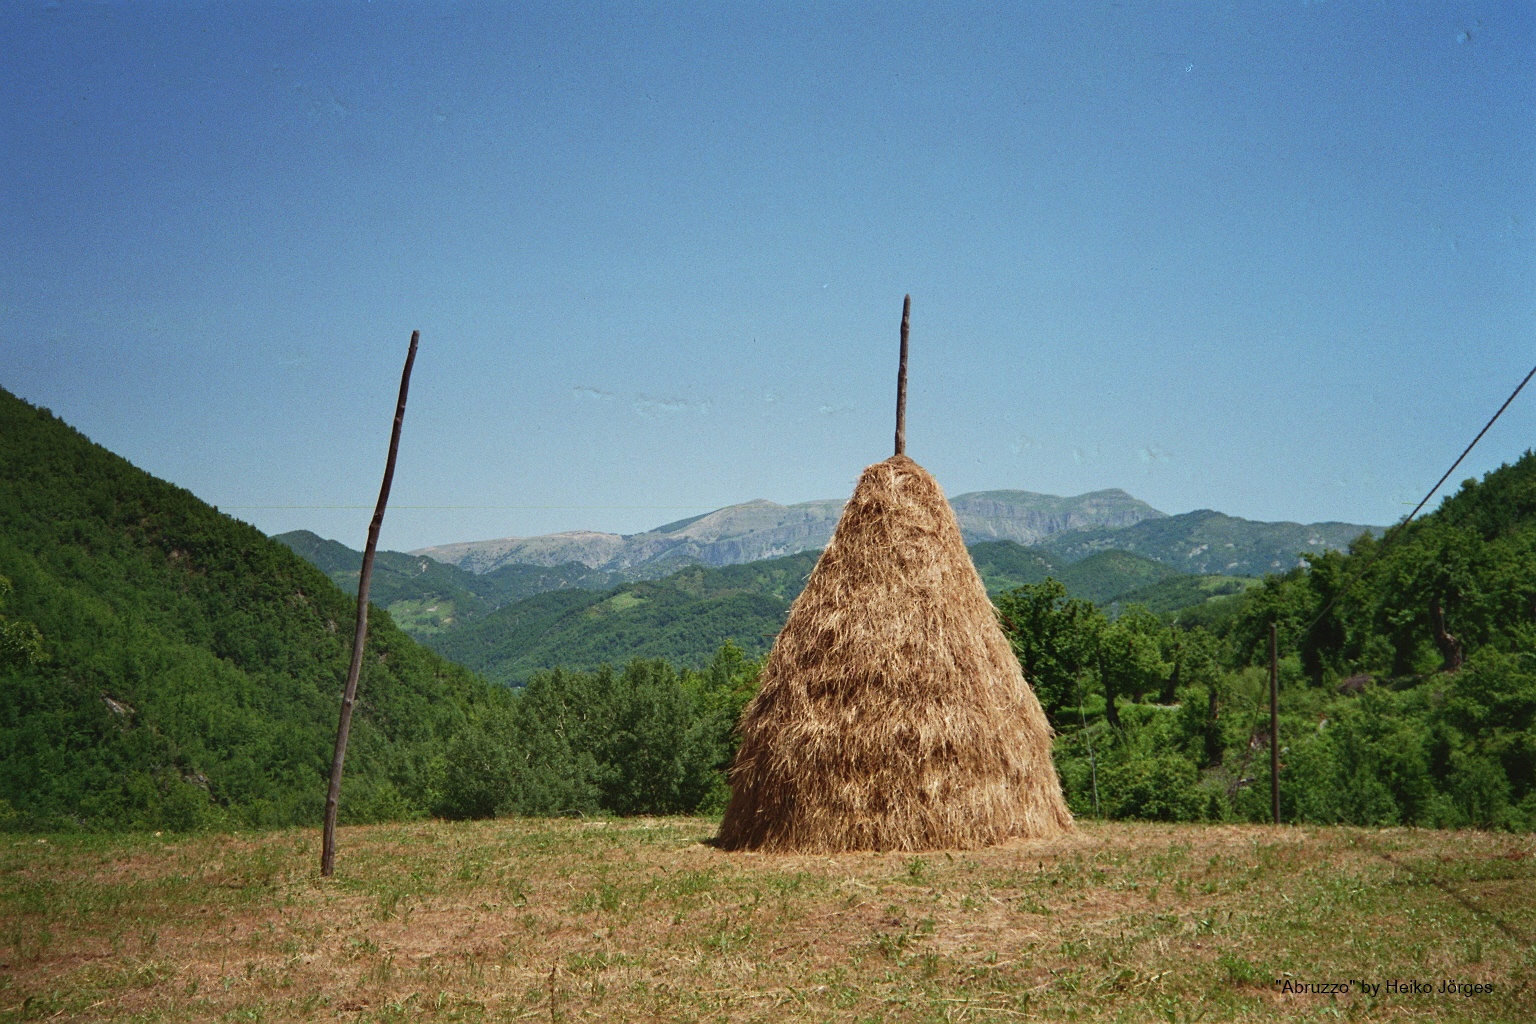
[
  {"x1": 895, "y1": 295, "x2": 910, "y2": 457},
  {"x1": 321, "y1": 330, "x2": 420, "y2": 877},
  {"x1": 1269, "y1": 621, "x2": 1280, "y2": 825}
]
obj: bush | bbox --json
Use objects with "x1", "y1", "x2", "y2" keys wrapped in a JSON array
[
  {"x1": 1100, "y1": 752, "x2": 1205, "y2": 821},
  {"x1": 1275, "y1": 689, "x2": 1435, "y2": 826}
]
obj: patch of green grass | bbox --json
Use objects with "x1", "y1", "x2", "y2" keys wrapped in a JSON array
[{"x1": 381, "y1": 597, "x2": 459, "y2": 635}]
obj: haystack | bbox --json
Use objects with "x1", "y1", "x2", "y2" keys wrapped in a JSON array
[{"x1": 716, "y1": 453, "x2": 1073, "y2": 852}]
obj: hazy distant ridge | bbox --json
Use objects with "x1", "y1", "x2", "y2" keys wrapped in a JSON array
[
  {"x1": 1039, "y1": 509, "x2": 1382, "y2": 577},
  {"x1": 950, "y1": 488, "x2": 1163, "y2": 543},
  {"x1": 414, "y1": 488, "x2": 1165, "y2": 574}
]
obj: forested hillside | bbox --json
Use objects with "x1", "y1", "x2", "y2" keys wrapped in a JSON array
[
  {"x1": 1017, "y1": 452, "x2": 1536, "y2": 830},
  {"x1": 426, "y1": 553, "x2": 820, "y2": 684},
  {"x1": 0, "y1": 389, "x2": 508, "y2": 830},
  {"x1": 283, "y1": 509, "x2": 1372, "y2": 666},
  {"x1": 0, "y1": 389, "x2": 763, "y2": 830},
  {"x1": 969, "y1": 543, "x2": 1183, "y2": 601}
]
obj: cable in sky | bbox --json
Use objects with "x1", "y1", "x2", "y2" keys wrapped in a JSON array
[{"x1": 1298, "y1": 357, "x2": 1536, "y2": 639}]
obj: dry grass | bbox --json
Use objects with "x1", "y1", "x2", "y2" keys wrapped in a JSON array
[
  {"x1": 2, "y1": 818, "x2": 1531, "y2": 1022},
  {"x1": 720, "y1": 456, "x2": 1070, "y2": 853}
]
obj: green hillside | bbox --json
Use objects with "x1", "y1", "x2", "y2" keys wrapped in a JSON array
[
  {"x1": 0, "y1": 389, "x2": 504, "y2": 831},
  {"x1": 1248, "y1": 455, "x2": 1536, "y2": 681},
  {"x1": 1103, "y1": 573, "x2": 1255, "y2": 617},
  {"x1": 275, "y1": 529, "x2": 629, "y2": 634},
  {"x1": 277, "y1": 528, "x2": 1222, "y2": 686},
  {"x1": 287, "y1": 503, "x2": 1349, "y2": 657},
  {"x1": 284, "y1": 511, "x2": 1324, "y2": 667},
  {"x1": 427, "y1": 553, "x2": 821, "y2": 685},
  {"x1": 965, "y1": 540, "x2": 1057, "y2": 592},
  {"x1": 969, "y1": 543, "x2": 1184, "y2": 602}
]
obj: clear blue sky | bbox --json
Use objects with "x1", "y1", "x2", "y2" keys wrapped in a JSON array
[{"x1": 3, "y1": 1, "x2": 1532, "y2": 552}]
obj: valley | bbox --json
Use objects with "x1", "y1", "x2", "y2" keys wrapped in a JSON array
[{"x1": 277, "y1": 496, "x2": 1373, "y2": 683}]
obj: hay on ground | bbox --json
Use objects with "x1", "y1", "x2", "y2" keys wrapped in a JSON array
[{"x1": 716, "y1": 454, "x2": 1073, "y2": 853}]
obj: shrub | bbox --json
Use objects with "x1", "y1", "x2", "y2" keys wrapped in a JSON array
[{"x1": 1100, "y1": 752, "x2": 1205, "y2": 821}]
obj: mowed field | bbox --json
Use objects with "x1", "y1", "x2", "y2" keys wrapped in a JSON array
[{"x1": 1, "y1": 820, "x2": 1531, "y2": 1023}]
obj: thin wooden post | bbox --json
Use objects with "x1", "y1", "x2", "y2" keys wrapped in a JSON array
[
  {"x1": 1269, "y1": 621, "x2": 1280, "y2": 825},
  {"x1": 894, "y1": 295, "x2": 910, "y2": 457},
  {"x1": 321, "y1": 330, "x2": 420, "y2": 877}
]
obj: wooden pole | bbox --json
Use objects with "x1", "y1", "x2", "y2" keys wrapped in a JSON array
[
  {"x1": 1269, "y1": 621, "x2": 1280, "y2": 826},
  {"x1": 894, "y1": 294, "x2": 910, "y2": 457},
  {"x1": 321, "y1": 330, "x2": 420, "y2": 877}
]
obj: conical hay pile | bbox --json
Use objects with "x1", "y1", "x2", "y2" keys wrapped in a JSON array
[{"x1": 716, "y1": 455, "x2": 1072, "y2": 853}]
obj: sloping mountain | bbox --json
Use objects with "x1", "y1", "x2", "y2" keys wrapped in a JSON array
[
  {"x1": 414, "y1": 488, "x2": 1166, "y2": 574},
  {"x1": 0, "y1": 388, "x2": 501, "y2": 831},
  {"x1": 275, "y1": 529, "x2": 633, "y2": 635},
  {"x1": 1039, "y1": 509, "x2": 1381, "y2": 576},
  {"x1": 950, "y1": 488, "x2": 1161, "y2": 543},
  {"x1": 412, "y1": 499, "x2": 845, "y2": 573},
  {"x1": 968, "y1": 543, "x2": 1183, "y2": 603},
  {"x1": 423, "y1": 543, "x2": 1190, "y2": 685},
  {"x1": 426, "y1": 553, "x2": 820, "y2": 685},
  {"x1": 1101, "y1": 573, "x2": 1256, "y2": 618}
]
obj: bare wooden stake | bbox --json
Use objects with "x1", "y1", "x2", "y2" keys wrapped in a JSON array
[
  {"x1": 1269, "y1": 621, "x2": 1280, "y2": 826},
  {"x1": 894, "y1": 294, "x2": 910, "y2": 457},
  {"x1": 321, "y1": 330, "x2": 420, "y2": 877}
]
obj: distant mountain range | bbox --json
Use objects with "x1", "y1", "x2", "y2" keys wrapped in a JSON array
[
  {"x1": 419, "y1": 544, "x2": 1235, "y2": 686},
  {"x1": 277, "y1": 489, "x2": 1378, "y2": 682},
  {"x1": 1036, "y1": 509, "x2": 1379, "y2": 576},
  {"x1": 276, "y1": 530, "x2": 634, "y2": 635},
  {"x1": 408, "y1": 490, "x2": 1378, "y2": 580},
  {"x1": 412, "y1": 488, "x2": 1166, "y2": 573}
]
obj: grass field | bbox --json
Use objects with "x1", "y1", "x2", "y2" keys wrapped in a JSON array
[{"x1": 1, "y1": 819, "x2": 1531, "y2": 1022}]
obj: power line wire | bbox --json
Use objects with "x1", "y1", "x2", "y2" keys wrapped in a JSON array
[{"x1": 1296, "y1": 358, "x2": 1536, "y2": 640}]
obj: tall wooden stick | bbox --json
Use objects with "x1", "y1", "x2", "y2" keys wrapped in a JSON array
[
  {"x1": 894, "y1": 294, "x2": 910, "y2": 457},
  {"x1": 1269, "y1": 621, "x2": 1280, "y2": 826},
  {"x1": 321, "y1": 330, "x2": 420, "y2": 877}
]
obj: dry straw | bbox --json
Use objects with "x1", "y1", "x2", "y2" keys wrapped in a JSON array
[{"x1": 716, "y1": 454, "x2": 1073, "y2": 852}]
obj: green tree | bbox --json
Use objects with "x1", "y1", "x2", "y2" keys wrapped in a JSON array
[
  {"x1": 996, "y1": 580, "x2": 1105, "y2": 725},
  {"x1": 0, "y1": 576, "x2": 44, "y2": 668},
  {"x1": 1098, "y1": 605, "x2": 1170, "y2": 714},
  {"x1": 590, "y1": 660, "x2": 708, "y2": 814}
]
